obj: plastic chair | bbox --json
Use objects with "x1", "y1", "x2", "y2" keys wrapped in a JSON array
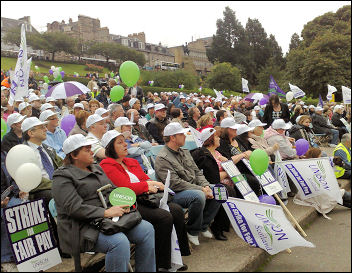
[{"x1": 48, "y1": 198, "x2": 57, "y2": 223}]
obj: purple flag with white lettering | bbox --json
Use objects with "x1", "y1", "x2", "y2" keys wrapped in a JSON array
[
  {"x1": 318, "y1": 94, "x2": 324, "y2": 107},
  {"x1": 268, "y1": 75, "x2": 286, "y2": 98}
]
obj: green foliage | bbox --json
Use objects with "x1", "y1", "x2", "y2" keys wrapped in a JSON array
[
  {"x1": 257, "y1": 58, "x2": 289, "y2": 93},
  {"x1": 205, "y1": 62, "x2": 241, "y2": 92},
  {"x1": 140, "y1": 70, "x2": 198, "y2": 89},
  {"x1": 286, "y1": 5, "x2": 351, "y2": 100},
  {"x1": 3, "y1": 26, "x2": 22, "y2": 47},
  {"x1": 289, "y1": 33, "x2": 301, "y2": 51}
]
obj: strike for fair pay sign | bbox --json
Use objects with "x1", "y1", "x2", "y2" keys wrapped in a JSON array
[{"x1": 3, "y1": 199, "x2": 61, "y2": 272}]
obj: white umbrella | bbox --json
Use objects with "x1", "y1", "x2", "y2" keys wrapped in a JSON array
[{"x1": 45, "y1": 81, "x2": 91, "y2": 99}]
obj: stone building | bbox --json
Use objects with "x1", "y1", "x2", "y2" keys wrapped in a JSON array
[
  {"x1": 1, "y1": 16, "x2": 43, "y2": 57},
  {"x1": 110, "y1": 32, "x2": 175, "y2": 69},
  {"x1": 169, "y1": 37, "x2": 213, "y2": 75}
]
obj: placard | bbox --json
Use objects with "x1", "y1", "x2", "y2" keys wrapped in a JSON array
[
  {"x1": 241, "y1": 159, "x2": 283, "y2": 195},
  {"x1": 212, "y1": 184, "x2": 229, "y2": 203},
  {"x1": 3, "y1": 199, "x2": 62, "y2": 272},
  {"x1": 221, "y1": 160, "x2": 259, "y2": 202},
  {"x1": 109, "y1": 187, "x2": 136, "y2": 206}
]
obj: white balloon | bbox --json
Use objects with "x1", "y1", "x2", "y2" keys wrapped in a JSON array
[
  {"x1": 53, "y1": 71, "x2": 59, "y2": 78},
  {"x1": 5, "y1": 144, "x2": 41, "y2": 179},
  {"x1": 15, "y1": 163, "x2": 42, "y2": 192},
  {"x1": 34, "y1": 65, "x2": 39, "y2": 69},
  {"x1": 43, "y1": 83, "x2": 48, "y2": 89},
  {"x1": 51, "y1": 66, "x2": 55, "y2": 70},
  {"x1": 286, "y1": 91, "x2": 294, "y2": 102}
]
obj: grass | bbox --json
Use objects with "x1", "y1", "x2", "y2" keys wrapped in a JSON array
[{"x1": 1, "y1": 57, "x2": 111, "y2": 77}]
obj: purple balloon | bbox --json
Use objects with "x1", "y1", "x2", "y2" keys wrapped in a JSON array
[
  {"x1": 60, "y1": 71, "x2": 65, "y2": 77},
  {"x1": 259, "y1": 97, "x2": 268, "y2": 105},
  {"x1": 49, "y1": 69, "x2": 53, "y2": 75},
  {"x1": 258, "y1": 194, "x2": 276, "y2": 205},
  {"x1": 60, "y1": 114, "x2": 76, "y2": 136},
  {"x1": 295, "y1": 138, "x2": 310, "y2": 156},
  {"x1": 73, "y1": 74, "x2": 77, "y2": 77}
]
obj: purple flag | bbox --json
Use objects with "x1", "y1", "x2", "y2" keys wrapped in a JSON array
[
  {"x1": 268, "y1": 75, "x2": 286, "y2": 98},
  {"x1": 318, "y1": 94, "x2": 324, "y2": 107}
]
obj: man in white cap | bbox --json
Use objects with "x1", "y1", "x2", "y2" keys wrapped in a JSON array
[
  {"x1": 312, "y1": 106, "x2": 339, "y2": 147},
  {"x1": 40, "y1": 102, "x2": 55, "y2": 113},
  {"x1": 29, "y1": 94, "x2": 41, "y2": 118},
  {"x1": 18, "y1": 101, "x2": 32, "y2": 117},
  {"x1": 1, "y1": 113, "x2": 26, "y2": 153},
  {"x1": 21, "y1": 117, "x2": 63, "y2": 203},
  {"x1": 331, "y1": 105, "x2": 348, "y2": 138},
  {"x1": 108, "y1": 104, "x2": 125, "y2": 129},
  {"x1": 146, "y1": 103, "x2": 170, "y2": 144},
  {"x1": 40, "y1": 110, "x2": 67, "y2": 159},
  {"x1": 308, "y1": 105, "x2": 315, "y2": 116},
  {"x1": 155, "y1": 122, "x2": 221, "y2": 246},
  {"x1": 127, "y1": 109, "x2": 155, "y2": 143},
  {"x1": 130, "y1": 98, "x2": 147, "y2": 117},
  {"x1": 85, "y1": 114, "x2": 108, "y2": 161},
  {"x1": 73, "y1": 103, "x2": 84, "y2": 116},
  {"x1": 264, "y1": 119, "x2": 297, "y2": 160}
]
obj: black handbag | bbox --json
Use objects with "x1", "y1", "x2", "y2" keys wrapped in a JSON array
[
  {"x1": 90, "y1": 207, "x2": 142, "y2": 235},
  {"x1": 137, "y1": 191, "x2": 173, "y2": 208}
]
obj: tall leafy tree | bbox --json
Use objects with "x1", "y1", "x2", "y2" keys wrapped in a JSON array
[
  {"x1": 289, "y1": 33, "x2": 301, "y2": 51},
  {"x1": 205, "y1": 62, "x2": 241, "y2": 91}
]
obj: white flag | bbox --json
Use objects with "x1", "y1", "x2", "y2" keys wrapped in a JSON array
[
  {"x1": 223, "y1": 197, "x2": 315, "y2": 255},
  {"x1": 242, "y1": 78, "x2": 250, "y2": 93},
  {"x1": 273, "y1": 151, "x2": 290, "y2": 201},
  {"x1": 289, "y1": 83, "x2": 305, "y2": 98},
  {"x1": 326, "y1": 84, "x2": 337, "y2": 101},
  {"x1": 159, "y1": 171, "x2": 183, "y2": 271},
  {"x1": 213, "y1": 89, "x2": 226, "y2": 100},
  {"x1": 188, "y1": 126, "x2": 203, "y2": 148},
  {"x1": 278, "y1": 158, "x2": 342, "y2": 204},
  {"x1": 9, "y1": 24, "x2": 30, "y2": 105},
  {"x1": 342, "y1": 86, "x2": 351, "y2": 104}
]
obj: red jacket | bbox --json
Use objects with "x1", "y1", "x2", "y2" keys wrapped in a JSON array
[{"x1": 100, "y1": 157, "x2": 150, "y2": 196}]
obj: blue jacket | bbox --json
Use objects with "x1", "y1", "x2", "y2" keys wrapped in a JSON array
[{"x1": 43, "y1": 127, "x2": 67, "y2": 159}]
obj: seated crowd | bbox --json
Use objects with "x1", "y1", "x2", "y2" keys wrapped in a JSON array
[{"x1": 1, "y1": 75, "x2": 351, "y2": 272}]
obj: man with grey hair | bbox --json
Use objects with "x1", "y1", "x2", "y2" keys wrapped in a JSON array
[
  {"x1": 333, "y1": 133, "x2": 351, "y2": 179},
  {"x1": 126, "y1": 109, "x2": 155, "y2": 143},
  {"x1": 108, "y1": 103, "x2": 125, "y2": 129}
]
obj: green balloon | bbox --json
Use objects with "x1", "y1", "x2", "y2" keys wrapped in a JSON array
[
  {"x1": 58, "y1": 67, "x2": 62, "y2": 72},
  {"x1": 1, "y1": 118, "x2": 7, "y2": 139},
  {"x1": 249, "y1": 149, "x2": 269, "y2": 176},
  {"x1": 110, "y1": 85, "x2": 125, "y2": 102},
  {"x1": 55, "y1": 74, "x2": 62, "y2": 82},
  {"x1": 119, "y1": 61, "x2": 140, "y2": 87},
  {"x1": 110, "y1": 72, "x2": 115, "y2": 77}
]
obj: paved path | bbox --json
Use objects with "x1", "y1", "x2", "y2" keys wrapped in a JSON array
[{"x1": 260, "y1": 204, "x2": 351, "y2": 272}]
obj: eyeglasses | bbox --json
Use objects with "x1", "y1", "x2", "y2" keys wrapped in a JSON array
[
  {"x1": 31, "y1": 125, "x2": 46, "y2": 131},
  {"x1": 48, "y1": 116, "x2": 58, "y2": 121}
]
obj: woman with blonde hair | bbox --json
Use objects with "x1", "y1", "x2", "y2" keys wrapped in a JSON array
[
  {"x1": 88, "y1": 99, "x2": 100, "y2": 114},
  {"x1": 197, "y1": 113, "x2": 214, "y2": 132},
  {"x1": 288, "y1": 115, "x2": 319, "y2": 148}
]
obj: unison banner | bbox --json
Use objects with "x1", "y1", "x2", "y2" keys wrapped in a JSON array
[
  {"x1": 3, "y1": 199, "x2": 61, "y2": 272},
  {"x1": 278, "y1": 158, "x2": 342, "y2": 204},
  {"x1": 223, "y1": 197, "x2": 315, "y2": 255},
  {"x1": 242, "y1": 78, "x2": 250, "y2": 93},
  {"x1": 342, "y1": 86, "x2": 351, "y2": 104},
  {"x1": 289, "y1": 83, "x2": 306, "y2": 98},
  {"x1": 273, "y1": 151, "x2": 290, "y2": 200}
]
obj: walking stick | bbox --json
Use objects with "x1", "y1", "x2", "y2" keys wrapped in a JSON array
[{"x1": 274, "y1": 193, "x2": 307, "y2": 237}]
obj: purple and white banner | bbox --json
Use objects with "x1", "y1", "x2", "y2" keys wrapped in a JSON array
[
  {"x1": 278, "y1": 158, "x2": 342, "y2": 204},
  {"x1": 223, "y1": 197, "x2": 315, "y2": 255}
]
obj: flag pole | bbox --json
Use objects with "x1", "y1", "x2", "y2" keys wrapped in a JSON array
[{"x1": 273, "y1": 193, "x2": 307, "y2": 237}]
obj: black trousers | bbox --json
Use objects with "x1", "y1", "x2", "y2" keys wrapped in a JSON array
[{"x1": 137, "y1": 202, "x2": 190, "y2": 270}]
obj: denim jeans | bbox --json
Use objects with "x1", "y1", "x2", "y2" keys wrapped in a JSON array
[
  {"x1": 171, "y1": 187, "x2": 221, "y2": 236},
  {"x1": 94, "y1": 220, "x2": 156, "y2": 272},
  {"x1": 1, "y1": 197, "x2": 26, "y2": 263},
  {"x1": 330, "y1": 129, "x2": 339, "y2": 145}
]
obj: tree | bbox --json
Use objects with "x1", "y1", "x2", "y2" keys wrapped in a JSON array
[
  {"x1": 205, "y1": 62, "x2": 241, "y2": 91},
  {"x1": 88, "y1": 42, "x2": 118, "y2": 63},
  {"x1": 3, "y1": 26, "x2": 22, "y2": 47},
  {"x1": 257, "y1": 58, "x2": 288, "y2": 93},
  {"x1": 289, "y1": 33, "x2": 301, "y2": 51},
  {"x1": 286, "y1": 5, "x2": 351, "y2": 98}
]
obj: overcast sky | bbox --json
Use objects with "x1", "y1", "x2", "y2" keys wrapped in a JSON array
[{"x1": 1, "y1": 1, "x2": 350, "y2": 54}]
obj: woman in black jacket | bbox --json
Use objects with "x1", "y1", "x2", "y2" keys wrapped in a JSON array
[
  {"x1": 288, "y1": 115, "x2": 318, "y2": 147},
  {"x1": 190, "y1": 128, "x2": 236, "y2": 241},
  {"x1": 262, "y1": 94, "x2": 290, "y2": 128}
]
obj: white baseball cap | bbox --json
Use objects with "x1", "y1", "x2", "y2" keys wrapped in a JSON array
[
  {"x1": 272, "y1": 119, "x2": 291, "y2": 130},
  {"x1": 309, "y1": 105, "x2": 315, "y2": 109},
  {"x1": 179, "y1": 95, "x2": 186, "y2": 99},
  {"x1": 45, "y1": 96, "x2": 56, "y2": 103},
  {"x1": 73, "y1": 103, "x2": 84, "y2": 109},
  {"x1": 15, "y1": 97, "x2": 24, "y2": 103},
  {"x1": 233, "y1": 112, "x2": 248, "y2": 124},
  {"x1": 163, "y1": 122, "x2": 190, "y2": 137},
  {"x1": 40, "y1": 95, "x2": 46, "y2": 100},
  {"x1": 28, "y1": 94, "x2": 40, "y2": 103},
  {"x1": 40, "y1": 103, "x2": 54, "y2": 112},
  {"x1": 254, "y1": 106, "x2": 261, "y2": 111},
  {"x1": 154, "y1": 103, "x2": 166, "y2": 111},
  {"x1": 18, "y1": 102, "x2": 31, "y2": 112},
  {"x1": 86, "y1": 114, "x2": 107, "y2": 129},
  {"x1": 21, "y1": 117, "x2": 48, "y2": 132},
  {"x1": 236, "y1": 124, "x2": 254, "y2": 136},
  {"x1": 205, "y1": 107, "x2": 216, "y2": 114},
  {"x1": 101, "y1": 130, "x2": 126, "y2": 148},
  {"x1": 129, "y1": 98, "x2": 139, "y2": 108},
  {"x1": 299, "y1": 101, "x2": 305, "y2": 105},
  {"x1": 200, "y1": 127, "x2": 216, "y2": 143},
  {"x1": 95, "y1": 108, "x2": 109, "y2": 116},
  {"x1": 154, "y1": 92, "x2": 158, "y2": 96},
  {"x1": 334, "y1": 105, "x2": 344, "y2": 111},
  {"x1": 204, "y1": 99, "x2": 210, "y2": 103},
  {"x1": 1, "y1": 86, "x2": 9, "y2": 91},
  {"x1": 93, "y1": 86, "x2": 98, "y2": 90},
  {"x1": 248, "y1": 120, "x2": 267, "y2": 128},
  {"x1": 7, "y1": 113, "x2": 26, "y2": 127},
  {"x1": 146, "y1": 103, "x2": 154, "y2": 109},
  {"x1": 63, "y1": 134, "x2": 98, "y2": 155},
  {"x1": 220, "y1": 117, "x2": 241, "y2": 130},
  {"x1": 315, "y1": 106, "x2": 323, "y2": 112},
  {"x1": 39, "y1": 110, "x2": 57, "y2": 122},
  {"x1": 114, "y1": 117, "x2": 135, "y2": 127}
]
